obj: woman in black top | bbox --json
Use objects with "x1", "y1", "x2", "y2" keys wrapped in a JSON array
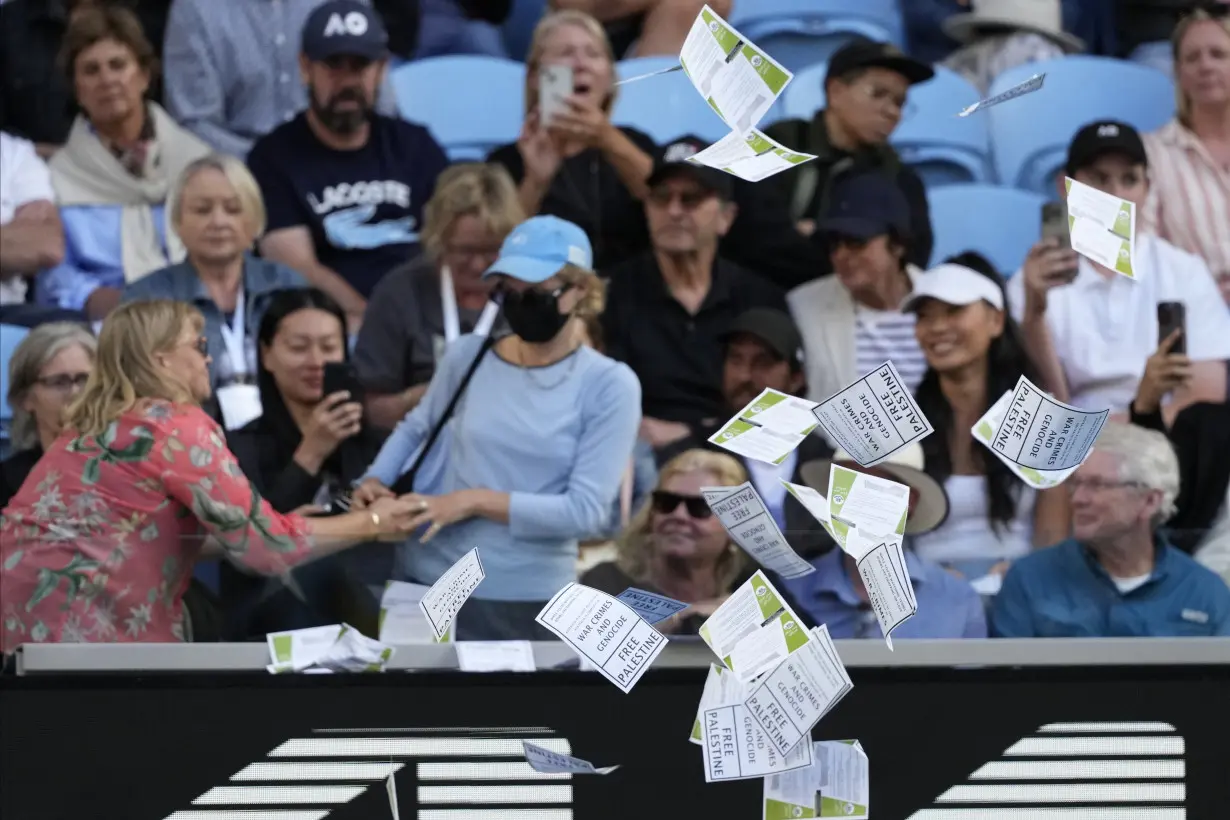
[
  {"x1": 223, "y1": 288, "x2": 386, "y2": 638},
  {"x1": 487, "y1": 9, "x2": 656, "y2": 269}
]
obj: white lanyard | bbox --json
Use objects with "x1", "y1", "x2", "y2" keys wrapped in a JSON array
[
  {"x1": 217, "y1": 286, "x2": 248, "y2": 376},
  {"x1": 440, "y1": 265, "x2": 500, "y2": 344}
]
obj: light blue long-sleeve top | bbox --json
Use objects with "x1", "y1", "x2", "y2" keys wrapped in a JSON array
[
  {"x1": 36, "y1": 205, "x2": 169, "y2": 310},
  {"x1": 362, "y1": 333, "x2": 642, "y2": 601}
]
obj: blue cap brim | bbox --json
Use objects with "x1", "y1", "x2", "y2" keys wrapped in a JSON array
[
  {"x1": 482, "y1": 255, "x2": 561, "y2": 284},
  {"x1": 819, "y1": 216, "x2": 890, "y2": 240}
]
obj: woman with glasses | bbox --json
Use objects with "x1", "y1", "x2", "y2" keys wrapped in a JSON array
[
  {"x1": 1, "y1": 322, "x2": 96, "y2": 509},
  {"x1": 581, "y1": 449, "x2": 747, "y2": 635},
  {"x1": 0, "y1": 300, "x2": 423, "y2": 653},
  {"x1": 352, "y1": 215, "x2": 642, "y2": 640}
]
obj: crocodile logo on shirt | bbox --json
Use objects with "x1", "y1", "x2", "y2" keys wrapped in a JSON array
[{"x1": 323, "y1": 205, "x2": 419, "y2": 250}]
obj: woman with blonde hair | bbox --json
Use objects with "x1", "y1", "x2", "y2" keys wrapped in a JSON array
[
  {"x1": 487, "y1": 10, "x2": 656, "y2": 268},
  {"x1": 582, "y1": 448, "x2": 747, "y2": 634},
  {"x1": 353, "y1": 215, "x2": 642, "y2": 640},
  {"x1": 122, "y1": 154, "x2": 306, "y2": 430},
  {"x1": 354, "y1": 163, "x2": 524, "y2": 431},
  {"x1": 1142, "y1": 7, "x2": 1230, "y2": 304},
  {"x1": 0, "y1": 300, "x2": 422, "y2": 653}
]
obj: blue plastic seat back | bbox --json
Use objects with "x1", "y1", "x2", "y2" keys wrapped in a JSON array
[
  {"x1": 928, "y1": 184, "x2": 1048, "y2": 275},
  {"x1": 892, "y1": 67, "x2": 990, "y2": 186},
  {"x1": 729, "y1": 0, "x2": 905, "y2": 47},
  {"x1": 0, "y1": 324, "x2": 30, "y2": 443},
  {"x1": 391, "y1": 56, "x2": 526, "y2": 161},
  {"x1": 611, "y1": 57, "x2": 729, "y2": 144}
]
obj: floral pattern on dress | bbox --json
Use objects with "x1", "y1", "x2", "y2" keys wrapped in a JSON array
[{"x1": 0, "y1": 401, "x2": 311, "y2": 653}]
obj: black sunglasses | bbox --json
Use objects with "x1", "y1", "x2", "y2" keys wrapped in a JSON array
[{"x1": 651, "y1": 490, "x2": 712, "y2": 519}]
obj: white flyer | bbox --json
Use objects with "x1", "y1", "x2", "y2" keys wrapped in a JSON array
[
  {"x1": 523, "y1": 741, "x2": 620, "y2": 775},
  {"x1": 850, "y1": 534, "x2": 917, "y2": 651},
  {"x1": 1065, "y1": 176, "x2": 1137, "y2": 279},
  {"x1": 826, "y1": 465, "x2": 911, "y2": 552},
  {"x1": 709, "y1": 387, "x2": 821, "y2": 465},
  {"x1": 743, "y1": 626, "x2": 854, "y2": 756},
  {"x1": 698, "y1": 570, "x2": 806, "y2": 669},
  {"x1": 419, "y1": 547, "x2": 486, "y2": 641},
  {"x1": 689, "y1": 128, "x2": 816, "y2": 181},
  {"x1": 690, "y1": 663, "x2": 728, "y2": 745},
  {"x1": 763, "y1": 740, "x2": 869, "y2": 819},
  {"x1": 972, "y1": 391, "x2": 1080, "y2": 489},
  {"x1": 536, "y1": 583, "x2": 668, "y2": 694},
  {"x1": 702, "y1": 703, "x2": 815, "y2": 782},
  {"x1": 701, "y1": 482, "x2": 815, "y2": 579},
  {"x1": 456, "y1": 640, "x2": 536, "y2": 672},
  {"x1": 386, "y1": 771, "x2": 400, "y2": 820},
  {"x1": 379, "y1": 581, "x2": 452, "y2": 644},
  {"x1": 781, "y1": 481, "x2": 848, "y2": 548},
  {"x1": 617, "y1": 587, "x2": 690, "y2": 625},
  {"x1": 811, "y1": 360, "x2": 934, "y2": 467},
  {"x1": 989, "y1": 376, "x2": 1108, "y2": 472},
  {"x1": 725, "y1": 609, "x2": 812, "y2": 683},
  {"x1": 266, "y1": 624, "x2": 345, "y2": 673},
  {"x1": 957, "y1": 72, "x2": 1045, "y2": 117},
  {"x1": 315, "y1": 624, "x2": 395, "y2": 673},
  {"x1": 679, "y1": 5, "x2": 792, "y2": 135}
]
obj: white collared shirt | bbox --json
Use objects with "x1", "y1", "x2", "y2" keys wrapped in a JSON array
[{"x1": 0, "y1": 132, "x2": 55, "y2": 305}]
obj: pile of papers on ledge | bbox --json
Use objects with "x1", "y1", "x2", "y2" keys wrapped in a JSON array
[{"x1": 266, "y1": 623, "x2": 395, "y2": 674}]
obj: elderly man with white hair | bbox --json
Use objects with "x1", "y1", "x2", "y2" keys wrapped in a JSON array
[{"x1": 991, "y1": 422, "x2": 1230, "y2": 638}]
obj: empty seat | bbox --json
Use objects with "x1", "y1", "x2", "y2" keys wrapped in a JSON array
[
  {"x1": 729, "y1": 0, "x2": 904, "y2": 74},
  {"x1": 391, "y1": 56, "x2": 526, "y2": 161},
  {"x1": 611, "y1": 57, "x2": 728, "y2": 144},
  {"x1": 986, "y1": 56, "x2": 1175, "y2": 196},
  {"x1": 927, "y1": 184, "x2": 1048, "y2": 275}
]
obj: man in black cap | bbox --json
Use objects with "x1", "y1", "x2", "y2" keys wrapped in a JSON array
[
  {"x1": 721, "y1": 37, "x2": 936, "y2": 291},
  {"x1": 248, "y1": 0, "x2": 449, "y2": 330},
  {"x1": 603, "y1": 136, "x2": 786, "y2": 456}
]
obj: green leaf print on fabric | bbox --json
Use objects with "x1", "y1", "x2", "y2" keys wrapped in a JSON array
[
  {"x1": 72, "y1": 423, "x2": 156, "y2": 485},
  {"x1": 3, "y1": 550, "x2": 23, "y2": 571},
  {"x1": 189, "y1": 483, "x2": 298, "y2": 557},
  {"x1": 25, "y1": 552, "x2": 102, "y2": 612}
]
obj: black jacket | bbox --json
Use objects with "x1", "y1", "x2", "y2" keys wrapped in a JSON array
[{"x1": 0, "y1": 446, "x2": 42, "y2": 511}]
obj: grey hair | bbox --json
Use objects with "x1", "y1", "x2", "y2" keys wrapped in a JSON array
[
  {"x1": 6, "y1": 322, "x2": 97, "y2": 452},
  {"x1": 1094, "y1": 421, "x2": 1180, "y2": 525}
]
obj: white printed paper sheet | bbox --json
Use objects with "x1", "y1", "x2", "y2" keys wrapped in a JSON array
[
  {"x1": 989, "y1": 376, "x2": 1108, "y2": 473},
  {"x1": 691, "y1": 663, "x2": 728, "y2": 745},
  {"x1": 826, "y1": 465, "x2": 911, "y2": 549},
  {"x1": 763, "y1": 740, "x2": 869, "y2": 819},
  {"x1": 1065, "y1": 176, "x2": 1137, "y2": 279},
  {"x1": 851, "y1": 535, "x2": 917, "y2": 650},
  {"x1": 701, "y1": 482, "x2": 815, "y2": 579},
  {"x1": 456, "y1": 640, "x2": 536, "y2": 672},
  {"x1": 972, "y1": 391, "x2": 1079, "y2": 489},
  {"x1": 811, "y1": 360, "x2": 934, "y2": 466},
  {"x1": 702, "y1": 702, "x2": 815, "y2": 782},
  {"x1": 957, "y1": 73, "x2": 1045, "y2": 117},
  {"x1": 709, "y1": 388, "x2": 821, "y2": 465},
  {"x1": 523, "y1": 741, "x2": 619, "y2": 775},
  {"x1": 689, "y1": 128, "x2": 816, "y2": 181},
  {"x1": 617, "y1": 587, "x2": 689, "y2": 625},
  {"x1": 698, "y1": 570, "x2": 808, "y2": 676},
  {"x1": 419, "y1": 547, "x2": 486, "y2": 641},
  {"x1": 379, "y1": 581, "x2": 452, "y2": 644},
  {"x1": 781, "y1": 481, "x2": 849, "y2": 548}
]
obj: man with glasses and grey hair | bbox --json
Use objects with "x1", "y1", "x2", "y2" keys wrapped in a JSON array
[{"x1": 991, "y1": 422, "x2": 1230, "y2": 638}]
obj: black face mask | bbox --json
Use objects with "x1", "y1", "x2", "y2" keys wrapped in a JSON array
[{"x1": 501, "y1": 284, "x2": 573, "y2": 344}]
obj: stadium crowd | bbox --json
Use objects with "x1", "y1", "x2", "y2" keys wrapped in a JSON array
[{"x1": 1, "y1": 0, "x2": 1229, "y2": 655}]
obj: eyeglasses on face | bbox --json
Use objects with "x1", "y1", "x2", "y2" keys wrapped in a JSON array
[
  {"x1": 646, "y1": 187, "x2": 715, "y2": 209},
  {"x1": 651, "y1": 490, "x2": 713, "y2": 519},
  {"x1": 1065, "y1": 477, "x2": 1148, "y2": 494},
  {"x1": 36, "y1": 372, "x2": 90, "y2": 392}
]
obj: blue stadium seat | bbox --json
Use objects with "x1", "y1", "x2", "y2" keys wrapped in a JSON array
[
  {"x1": 612, "y1": 57, "x2": 729, "y2": 144},
  {"x1": 1, "y1": 324, "x2": 30, "y2": 440},
  {"x1": 391, "y1": 56, "x2": 526, "y2": 161},
  {"x1": 502, "y1": 0, "x2": 547, "y2": 62},
  {"x1": 986, "y1": 56, "x2": 1175, "y2": 196},
  {"x1": 927, "y1": 185, "x2": 1048, "y2": 275},
  {"x1": 781, "y1": 64, "x2": 990, "y2": 187},
  {"x1": 729, "y1": 0, "x2": 904, "y2": 74}
]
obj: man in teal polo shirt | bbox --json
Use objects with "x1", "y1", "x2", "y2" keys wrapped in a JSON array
[{"x1": 991, "y1": 422, "x2": 1230, "y2": 638}]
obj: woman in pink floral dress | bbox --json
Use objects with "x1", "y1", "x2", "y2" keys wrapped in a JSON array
[{"x1": 0, "y1": 300, "x2": 419, "y2": 653}]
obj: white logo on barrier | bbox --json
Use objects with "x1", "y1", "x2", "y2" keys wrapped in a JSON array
[{"x1": 324, "y1": 11, "x2": 368, "y2": 37}]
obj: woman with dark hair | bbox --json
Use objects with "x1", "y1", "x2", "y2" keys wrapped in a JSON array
[
  {"x1": 903, "y1": 253, "x2": 1071, "y2": 580},
  {"x1": 223, "y1": 288, "x2": 388, "y2": 638}
]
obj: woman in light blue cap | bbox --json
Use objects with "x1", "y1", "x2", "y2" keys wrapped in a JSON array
[{"x1": 353, "y1": 215, "x2": 642, "y2": 639}]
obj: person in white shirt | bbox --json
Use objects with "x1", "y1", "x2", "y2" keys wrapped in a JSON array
[
  {"x1": 1008, "y1": 120, "x2": 1230, "y2": 421},
  {"x1": 0, "y1": 132, "x2": 64, "y2": 309}
]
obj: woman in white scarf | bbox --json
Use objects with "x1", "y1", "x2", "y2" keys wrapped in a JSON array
[{"x1": 40, "y1": 5, "x2": 208, "y2": 320}]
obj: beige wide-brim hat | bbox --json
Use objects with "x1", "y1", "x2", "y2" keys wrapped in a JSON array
[
  {"x1": 944, "y1": 0, "x2": 1085, "y2": 53},
  {"x1": 799, "y1": 442, "x2": 949, "y2": 535}
]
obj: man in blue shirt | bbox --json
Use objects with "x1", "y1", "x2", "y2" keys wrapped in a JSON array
[
  {"x1": 992, "y1": 422, "x2": 1230, "y2": 638},
  {"x1": 249, "y1": 0, "x2": 449, "y2": 330}
]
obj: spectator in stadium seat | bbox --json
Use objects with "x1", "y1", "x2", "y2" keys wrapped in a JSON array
[
  {"x1": 656, "y1": 307, "x2": 835, "y2": 560},
  {"x1": 991, "y1": 421, "x2": 1230, "y2": 638},
  {"x1": 487, "y1": 10, "x2": 656, "y2": 270},
  {"x1": 0, "y1": 322, "x2": 95, "y2": 510},
  {"x1": 0, "y1": 299, "x2": 422, "y2": 653},
  {"x1": 788, "y1": 171, "x2": 928, "y2": 408},
  {"x1": 724, "y1": 38, "x2": 935, "y2": 292},
  {"x1": 784, "y1": 445, "x2": 989, "y2": 640},
  {"x1": 548, "y1": 0, "x2": 730, "y2": 58},
  {"x1": 1009, "y1": 120, "x2": 1230, "y2": 421},
  {"x1": 121, "y1": 155, "x2": 307, "y2": 430},
  {"x1": 163, "y1": 0, "x2": 399, "y2": 159},
  {"x1": 906, "y1": 256, "x2": 1071, "y2": 581},
  {"x1": 224, "y1": 288, "x2": 389, "y2": 638},
  {"x1": 414, "y1": 0, "x2": 511, "y2": 59},
  {"x1": 0, "y1": 132, "x2": 64, "y2": 312},
  {"x1": 351, "y1": 216, "x2": 641, "y2": 641},
  {"x1": 37, "y1": 6, "x2": 210, "y2": 320},
  {"x1": 603, "y1": 137, "x2": 786, "y2": 457},
  {"x1": 580, "y1": 448, "x2": 747, "y2": 635},
  {"x1": 941, "y1": 0, "x2": 1086, "y2": 95},
  {"x1": 1141, "y1": 7, "x2": 1230, "y2": 304},
  {"x1": 353, "y1": 163, "x2": 518, "y2": 432},
  {"x1": 1119, "y1": 0, "x2": 1223, "y2": 77},
  {"x1": 248, "y1": 0, "x2": 449, "y2": 330}
]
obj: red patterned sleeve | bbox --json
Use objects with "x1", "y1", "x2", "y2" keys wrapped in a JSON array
[{"x1": 147, "y1": 403, "x2": 315, "y2": 575}]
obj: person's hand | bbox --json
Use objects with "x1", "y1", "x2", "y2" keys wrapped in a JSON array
[
  {"x1": 298, "y1": 391, "x2": 363, "y2": 462},
  {"x1": 639, "y1": 418, "x2": 690, "y2": 449},
  {"x1": 546, "y1": 96, "x2": 612, "y2": 151},
  {"x1": 796, "y1": 218, "x2": 817, "y2": 237},
  {"x1": 290, "y1": 503, "x2": 327, "y2": 517},
  {"x1": 365, "y1": 495, "x2": 429, "y2": 540},
  {"x1": 400, "y1": 490, "x2": 480, "y2": 543},
  {"x1": 1133, "y1": 328, "x2": 1191, "y2": 415},
  {"x1": 517, "y1": 111, "x2": 563, "y2": 185},
  {"x1": 1020, "y1": 238, "x2": 1079, "y2": 318},
  {"x1": 351, "y1": 477, "x2": 395, "y2": 510}
]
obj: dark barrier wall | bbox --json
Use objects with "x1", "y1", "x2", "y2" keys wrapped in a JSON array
[{"x1": 3, "y1": 666, "x2": 1229, "y2": 820}]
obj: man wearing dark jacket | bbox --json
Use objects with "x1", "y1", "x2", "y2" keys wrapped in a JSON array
[{"x1": 722, "y1": 38, "x2": 936, "y2": 291}]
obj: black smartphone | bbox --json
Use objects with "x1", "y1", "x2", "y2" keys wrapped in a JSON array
[
  {"x1": 1040, "y1": 201, "x2": 1079, "y2": 283},
  {"x1": 1157, "y1": 301, "x2": 1186, "y2": 356},
  {"x1": 322, "y1": 361, "x2": 365, "y2": 405}
]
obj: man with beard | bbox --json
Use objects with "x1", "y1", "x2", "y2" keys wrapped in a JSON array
[{"x1": 248, "y1": 0, "x2": 449, "y2": 330}]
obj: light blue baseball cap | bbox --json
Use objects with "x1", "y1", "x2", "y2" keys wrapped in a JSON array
[{"x1": 482, "y1": 215, "x2": 593, "y2": 284}]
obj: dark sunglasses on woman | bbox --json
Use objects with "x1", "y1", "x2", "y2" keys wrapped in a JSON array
[{"x1": 651, "y1": 490, "x2": 713, "y2": 519}]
